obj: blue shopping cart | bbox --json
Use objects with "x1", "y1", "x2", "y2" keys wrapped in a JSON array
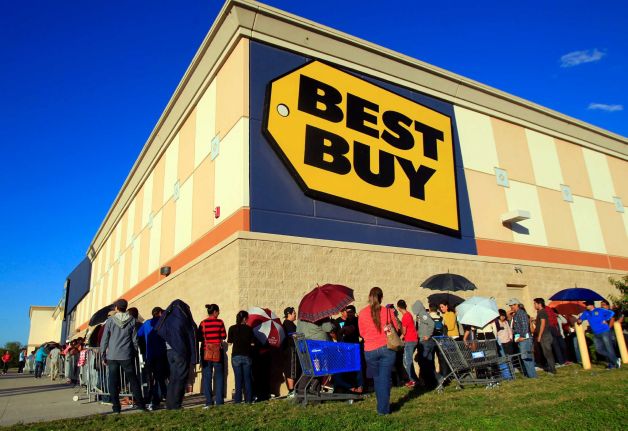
[{"x1": 292, "y1": 333, "x2": 363, "y2": 405}]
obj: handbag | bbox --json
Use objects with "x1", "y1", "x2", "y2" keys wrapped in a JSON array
[
  {"x1": 204, "y1": 342, "x2": 221, "y2": 362},
  {"x1": 385, "y1": 308, "x2": 404, "y2": 351}
]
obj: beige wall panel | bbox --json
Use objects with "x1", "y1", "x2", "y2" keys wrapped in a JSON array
[
  {"x1": 123, "y1": 247, "x2": 132, "y2": 297},
  {"x1": 114, "y1": 224, "x2": 122, "y2": 263},
  {"x1": 464, "y1": 169, "x2": 512, "y2": 242},
  {"x1": 504, "y1": 181, "x2": 548, "y2": 246},
  {"x1": 108, "y1": 227, "x2": 116, "y2": 270},
  {"x1": 109, "y1": 260, "x2": 119, "y2": 304},
  {"x1": 526, "y1": 130, "x2": 563, "y2": 191},
  {"x1": 174, "y1": 178, "x2": 194, "y2": 256},
  {"x1": 134, "y1": 187, "x2": 144, "y2": 237},
  {"x1": 179, "y1": 109, "x2": 197, "y2": 183},
  {"x1": 623, "y1": 211, "x2": 628, "y2": 241},
  {"x1": 216, "y1": 39, "x2": 249, "y2": 139},
  {"x1": 607, "y1": 156, "x2": 628, "y2": 202},
  {"x1": 192, "y1": 156, "x2": 215, "y2": 241},
  {"x1": 119, "y1": 213, "x2": 128, "y2": 259},
  {"x1": 454, "y1": 107, "x2": 499, "y2": 174},
  {"x1": 582, "y1": 147, "x2": 615, "y2": 203},
  {"x1": 139, "y1": 228, "x2": 150, "y2": 282},
  {"x1": 100, "y1": 272, "x2": 109, "y2": 311},
  {"x1": 148, "y1": 211, "x2": 163, "y2": 274},
  {"x1": 491, "y1": 118, "x2": 535, "y2": 184},
  {"x1": 554, "y1": 139, "x2": 593, "y2": 198},
  {"x1": 596, "y1": 201, "x2": 628, "y2": 257},
  {"x1": 160, "y1": 200, "x2": 176, "y2": 265},
  {"x1": 116, "y1": 253, "x2": 125, "y2": 299},
  {"x1": 142, "y1": 173, "x2": 154, "y2": 227},
  {"x1": 195, "y1": 80, "x2": 217, "y2": 168},
  {"x1": 163, "y1": 135, "x2": 180, "y2": 206},
  {"x1": 214, "y1": 119, "x2": 249, "y2": 221},
  {"x1": 537, "y1": 188, "x2": 579, "y2": 251},
  {"x1": 152, "y1": 159, "x2": 166, "y2": 214},
  {"x1": 130, "y1": 234, "x2": 141, "y2": 289},
  {"x1": 571, "y1": 196, "x2": 606, "y2": 254},
  {"x1": 126, "y1": 199, "x2": 136, "y2": 248},
  {"x1": 28, "y1": 308, "x2": 58, "y2": 347}
]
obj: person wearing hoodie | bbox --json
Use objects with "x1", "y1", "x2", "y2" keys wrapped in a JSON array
[
  {"x1": 412, "y1": 300, "x2": 437, "y2": 389},
  {"x1": 100, "y1": 298, "x2": 146, "y2": 413},
  {"x1": 155, "y1": 299, "x2": 198, "y2": 410}
]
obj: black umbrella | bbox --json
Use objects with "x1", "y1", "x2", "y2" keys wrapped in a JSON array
[
  {"x1": 427, "y1": 293, "x2": 465, "y2": 309},
  {"x1": 549, "y1": 287, "x2": 605, "y2": 302},
  {"x1": 89, "y1": 304, "x2": 115, "y2": 326},
  {"x1": 421, "y1": 273, "x2": 477, "y2": 292}
]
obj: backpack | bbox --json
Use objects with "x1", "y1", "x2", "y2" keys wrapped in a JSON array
[{"x1": 433, "y1": 317, "x2": 444, "y2": 336}]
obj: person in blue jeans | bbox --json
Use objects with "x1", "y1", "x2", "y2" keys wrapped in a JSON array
[
  {"x1": 199, "y1": 304, "x2": 227, "y2": 407},
  {"x1": 507, "y1": 298, "x2": 537, "y2": 378},
  {"x1": 578, "y1": 301, "x2": 620, "y2": 369},
  {"x1": 358, "y1": 287, "x2": 399, "y2": 415},
  {"x1": 227, "y1": 310, "x2": 255, "y2": 403}
]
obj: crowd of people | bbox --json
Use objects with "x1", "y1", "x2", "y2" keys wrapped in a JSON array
[{"x1": 14, "y1": 291, "x2": 625, "y2": 417}]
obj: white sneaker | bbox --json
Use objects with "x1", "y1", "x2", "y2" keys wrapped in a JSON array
[
  {"x1": 616, "y1": 358, "x2": 622, "y2": 369},
  {"x1": 286, "y1": 391, "x2": 295, "y2": 399}
]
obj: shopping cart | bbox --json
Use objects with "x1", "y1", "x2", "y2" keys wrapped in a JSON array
[
  {"x1": 433, "y1": 336, "x2": 520, "y2": 391},
  {"x1": 292, "y1": 333, "x2": 363, "y2": 405}
]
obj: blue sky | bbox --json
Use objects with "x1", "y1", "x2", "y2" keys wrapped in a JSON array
[{"x1": 1, "y1": 0, "x2": 626, "y2": 346}]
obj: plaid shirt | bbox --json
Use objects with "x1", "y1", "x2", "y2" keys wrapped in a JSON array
[{"x1": 512, "y1": 308, "x2": 531, "y2": 338}]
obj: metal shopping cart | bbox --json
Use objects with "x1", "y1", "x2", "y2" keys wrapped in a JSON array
[
  {"x1": 433, "y1": 336, "x2": 521, "y2": 391},
  {"x1": 292, "y1": 334, "x2": 364, "y2": 405}
]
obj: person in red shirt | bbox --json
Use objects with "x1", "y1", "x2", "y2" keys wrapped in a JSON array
[
  {"x1": 2, "y1": 351, "x2": 12, "y2": 374},
  {"x1": 358, "y1": 287, "x2": 399, "y2": 415},
  {"x1": 396, "y1": 300, "x2": 419, "y2": 387},
  {"x1": 198, "y1": 304, "x2": 227, "y2": 407}
]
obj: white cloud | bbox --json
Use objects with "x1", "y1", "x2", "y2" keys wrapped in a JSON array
[
  {"x1": 587, "y1": 103, "x2": 623, "y2": 112},
  {"x1": 560, "y1": 49, "x2": 605, "y2": 67}
]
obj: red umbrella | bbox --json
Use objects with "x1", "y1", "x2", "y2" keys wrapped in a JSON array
[
  {"x1": 247, "y1": 307, "x2": 285, "y2": 348},
  {"x1": 298, "y1": 283, "x2": 354, "y2": 322},
  {"x1": 548, "y1": 300, "x2": 586, "y2": 315}
]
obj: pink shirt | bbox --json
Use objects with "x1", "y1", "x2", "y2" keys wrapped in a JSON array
[
  {"x1": 358, "y1": 305, "x2": 400, "y2": 352},
  {"x1": 401, "y1": 312, "x2": 418, "y2": 342}
]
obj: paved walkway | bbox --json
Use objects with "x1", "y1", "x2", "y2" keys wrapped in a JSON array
[
  {"x1": 0, "y1": 369, "x2": 209, "y2": 426},
  {"x1": 0, "y1": 370, "x2": 110, "y2": 426}
]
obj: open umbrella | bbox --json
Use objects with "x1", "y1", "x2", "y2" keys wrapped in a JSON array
[
  {"x1": 548, "y1": 300, "x2": 586, "y2": 316},
  {"x1": 456, "y1": 296, "x2": 499, "y2": 328},
  {"x1": 247, "y1": 307, "x2": 285, "y2": 348},
  {"x1": 421, "y1": 273, "x2": 476, "y2": 292},
  {"x1": 549, "y1": 287, "x2": 604, "y2": 302},
  {"x1": 89, "y1": 303, "x2": 115, "y2": 326},
  {"x1": 427, "y1": 293, "x2": 465, "y2": 309},
  {"x1": 298, "y1": 283, "x2": 354, "y2": 322}
]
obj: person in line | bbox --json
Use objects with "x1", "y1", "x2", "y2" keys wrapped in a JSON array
[
  {"x1": 296, "y1": 316, "x2": 334, "y2": 341},
  {"x1": 155, "y1": 299, "x2": 198, "y2": 410},
  {"x1": 100, "y1": 298, "x2": 147, "y2": 413},
  {"x1": 396, "y1": 300, "x2": 418, "y2": 388},
  {"x1": 281, "y1": 307, "x2": 299, "y2": 397},
  {"x1": 18, "y1": 349, "x2": 26, "y2": 374},
  {"x1": 578, "y1": 301, "x2": 620, "y2": 369},
  {"x1": 34, "y1": 345, "x2": 47, "y2": 378},
  {"x1": 1, "y1": 351, "x2": 11, "y2": 374},
  {"x1": 507, "y1": 298, "x2": 537, "y2": 378},
  {"x1": 227, "y1": 310, "x2": 255, "y2": 404},
  {"x1": 199, "y1": 304, "x2": 227, "y2": 408},
  {"x1": 439, "y1": 302, "x2": 459, "y2": 338},
  {"x1": 48, "y1": 344, "x2": 61, "y2": 381},
  {"x1": 358, "y1": 287, "x2": 399, "y2": 415},
  {"x1": 533, "y1": 298, "x2": 556, "y2": 374},
  {"x1": 27, "y1": 350, "x2": 35, "y2": 374},
  {"x1": 333, "y1": 304, "x2": 363, "y2": 393},
  {"x1": 137, "y1": 306, "x2": 169, "y2": 411},
  {"x1": 495, "y1": 309, "x2": 515, "y2": 356},
  {"x1": 412, "y1": 300, "x2": 437, "y2": 389},
  {"x1": 544, "y1": 305, "x2": 565, "y2": 365}
]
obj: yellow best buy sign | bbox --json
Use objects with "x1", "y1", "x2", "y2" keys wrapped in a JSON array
[{"x1": 264, "y1": 61, "x2": 460, "y2": 236}]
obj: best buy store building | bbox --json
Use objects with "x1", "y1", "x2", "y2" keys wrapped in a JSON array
[{"x1": 64, "y1": 0, "x2": 626, "y2": 359}]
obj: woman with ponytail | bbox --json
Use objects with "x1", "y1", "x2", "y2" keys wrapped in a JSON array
[
  {"x1": 358, "y1": 287, "x2": 399, "y2": 415},
  {"x1": 227, "y1": 310, "x2": 255, "y2": 403}
]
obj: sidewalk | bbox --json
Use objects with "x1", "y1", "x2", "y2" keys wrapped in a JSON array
[{"x1": 0, "y1": 370, "x2": 110, "y2": 426}]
